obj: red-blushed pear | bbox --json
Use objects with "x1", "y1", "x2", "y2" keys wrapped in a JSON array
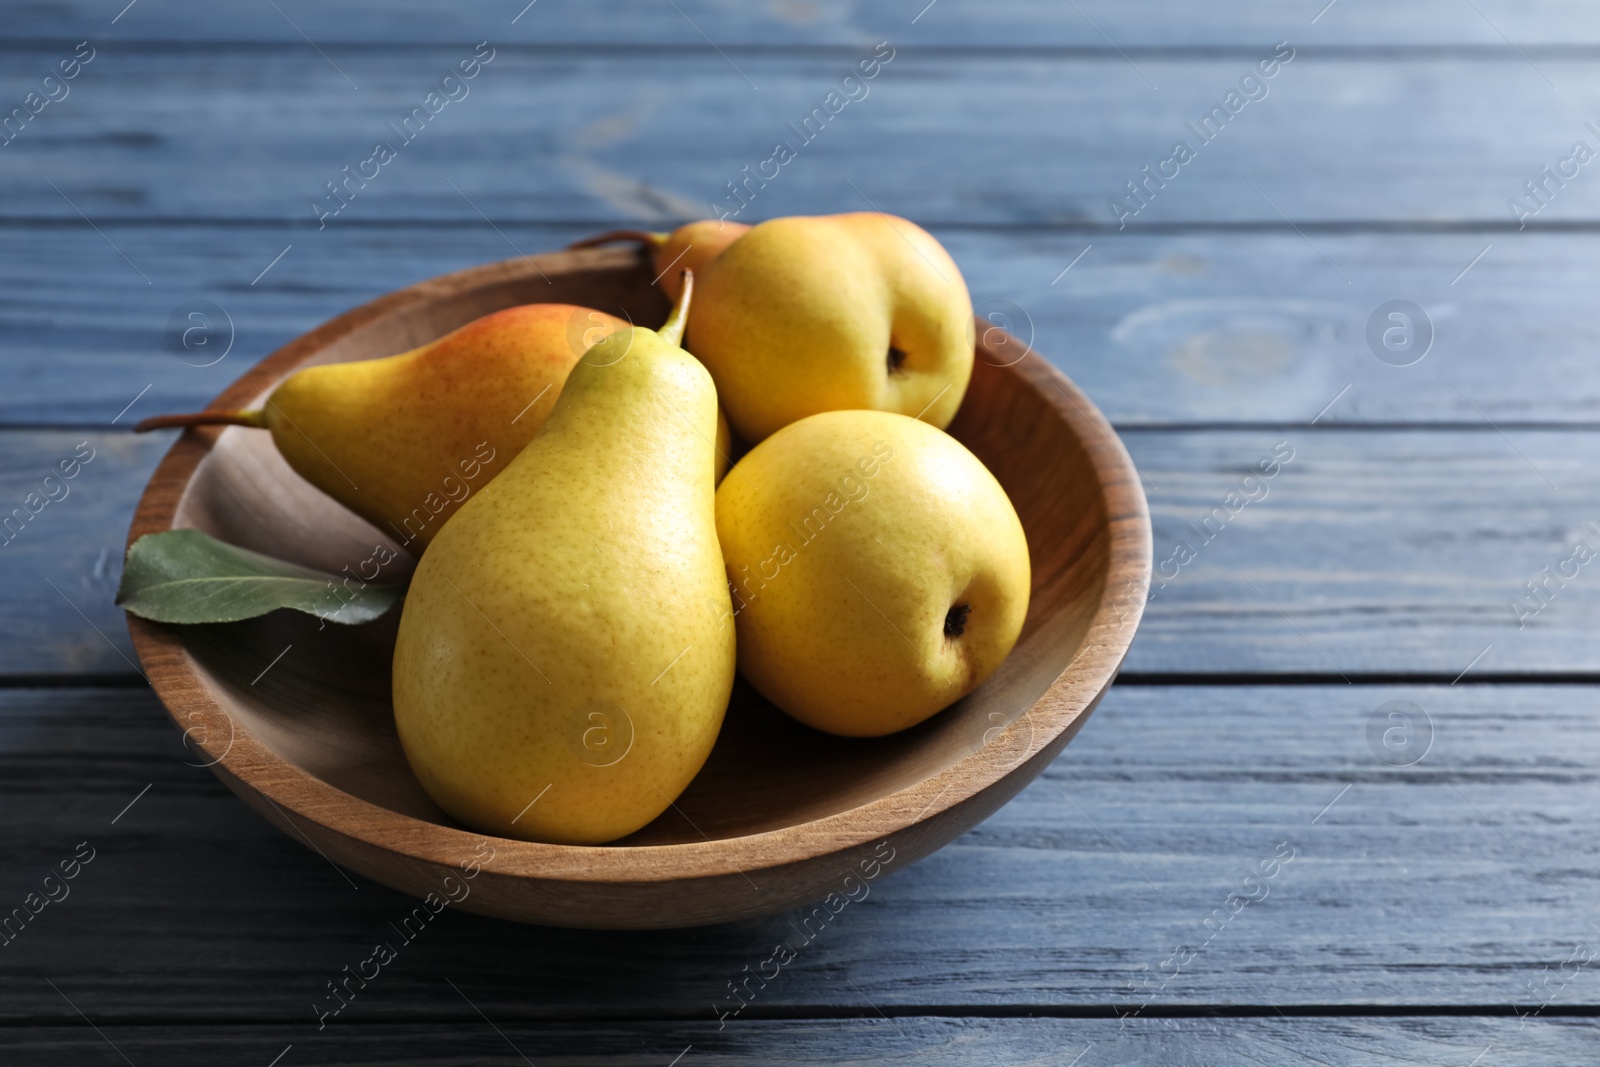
[
  {"x1": 134, "y1": 304, "x2": 628, "y2": 550},
  {"x1": 392, "y1": 274, "x2": 736, "y2": 844},
  {"x1": 716, "y1": 409, "x2": 1030, "y2": 737},
  {"x1": 686, "y1": 212, "x2": 974, "y2": 443}
]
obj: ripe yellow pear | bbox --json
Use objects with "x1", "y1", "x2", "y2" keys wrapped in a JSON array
[
  {"x1": 716, "y1": 410, "x2": 1029, "y2": 737},
  {"x1": 569, "y1": 219, "x2": 751, "y2": 301},
  {"x1": 136, "y1": 304, "x2": 627, "y2": 551},
  {"x1": 688, "y1": 212, "x2": 974, "y2": 443},
  {"x1": 392, "y1": 274, "x2": 736, "y2": 844}
]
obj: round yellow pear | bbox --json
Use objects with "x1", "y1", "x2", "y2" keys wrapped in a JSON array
[
  {"x1": 716, "y1": 410, "x2": 1030, "y2": 737},
  {"x1": 687, "y1": 212, "x2": 974, "y2": 443},
  {"x1": 568, "y1": 218, "x2": 751, "y2": 301}
]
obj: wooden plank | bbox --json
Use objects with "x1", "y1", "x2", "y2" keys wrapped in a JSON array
[
  {"x1": 0, "y1": 431, "x2": 163, "y2": 678},
  {"x1": 2, "y1": 224, "x2": 1597, "y2": 428},
  {"x1": 0, "y1": 1017, "x2": 1594, "y2": 1066},
  {"x1": 1127, "y1": 426, "x2": 1600, "y2": 676},
  {"x1": 4, "y1": 50, "x2": 1600, "y2": 226},
  {"x1": 3, "y1": 684, "x2": 1599, "y2": 1019},
  {"x1": 8, "y1": 425, "x2": 1600, "y2": 677},
  {"x1": 8, "y1": 0, "x2": 1600, "y2": 47}
]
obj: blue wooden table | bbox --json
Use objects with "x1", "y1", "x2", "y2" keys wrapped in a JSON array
[{"x1": 6, "y1": 2, "x2": 1600, "y2": 1062}]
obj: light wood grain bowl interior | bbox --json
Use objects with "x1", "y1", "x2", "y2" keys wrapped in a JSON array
[{"x1": 126, "y1": 246, "x2": 1151, "y2": 928}]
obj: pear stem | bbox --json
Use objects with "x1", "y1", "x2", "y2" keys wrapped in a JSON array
[
  {"x1": 566, "y1": 229, "x2": 668, "y2": 251},
  {"x1": 133, "y1": 409, "x2": 268, "y2": 433},
  {"x1": 657, "y1": 270, "x2": 694, "y2": 348}
]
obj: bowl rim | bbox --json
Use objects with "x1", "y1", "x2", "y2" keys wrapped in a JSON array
[{"x1": 125, "y1": 246, "x2": 1152, "y2": 885}]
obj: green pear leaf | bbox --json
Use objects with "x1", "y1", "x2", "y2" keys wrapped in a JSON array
[{"x1": 116, "y1": 529, "x2": 401, "y2": 625}]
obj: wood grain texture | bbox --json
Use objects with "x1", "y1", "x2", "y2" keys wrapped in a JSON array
[
  {"x1": 5, "y1": 225, "x2": 1598, "y2": 428},
  {"x1": 8, "y1": 0, "x2": 1600, "y2": 46},
  {"x1": 1, "y1": 1017, "x2": 1596, "y2": 1067},
  {"x1": 4, "y1": 50, "x2": 1600, "y2": 226},
  {"x1": 116, "y1": 247, "x2": 1149, "y2": 927},
  {"x1": 10, "y1": 424, "x2": 1600, "y2": 678},
  {"x1": 3, "y1": 684, "x2": 1599, "y2": 1020},
  {"x1": 0, "y1": 430, "x2": 165, "y2": 677},
  {"x1": 1128, "y1": 427, "x2": 1599, "y2": 676}
]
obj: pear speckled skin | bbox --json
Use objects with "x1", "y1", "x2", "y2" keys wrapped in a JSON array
[
  {"x1": 265, "y1": 303, "x2": 627, "y2": 550},
  {"x1": 687, "y1": 213, "x2": 973, "y2": 443},
  {"x1": 716, "y1": 410, "x2": 1030, "y2": 738},
  {"x1": 392, "y1": 320, "x2": 736, "y2": 845}
]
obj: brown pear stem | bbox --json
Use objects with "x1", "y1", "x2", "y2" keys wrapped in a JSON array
[
  {"x1": 566, "y1": 229, "x2": 668, "y2": 251},
  {"x1": 133, "y1": 409, "x2": 268, "y2": 433},
  {"x1": 658, "y1": 270, "x2": 693, "y2": 347}
]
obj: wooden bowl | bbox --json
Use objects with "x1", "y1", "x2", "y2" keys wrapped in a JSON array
[{"x1": 125, "y1": 246, "x2": 1151, "y2": 929}]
